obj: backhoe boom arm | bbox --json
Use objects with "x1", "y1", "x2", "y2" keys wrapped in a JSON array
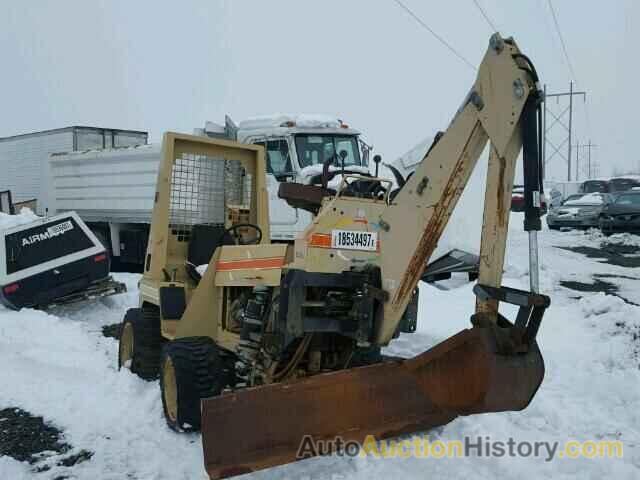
[{"x1": 373, "y1": 34, "x2": 540, "y2": 343}]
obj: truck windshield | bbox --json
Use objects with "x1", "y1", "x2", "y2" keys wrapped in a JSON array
[{"x1": 294, "y1": 134, "x2": 361, "y2": 168}]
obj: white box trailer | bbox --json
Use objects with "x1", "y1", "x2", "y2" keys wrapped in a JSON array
[
  {"x1": 0, "y1": 126, "x2": 148, "y2": 215},
  {"x1": 49, "y1": 144, "x2": 159, "y2": 224},
  {"x1": 47, "y1": 144, "x2": 160, "y2": 266}
]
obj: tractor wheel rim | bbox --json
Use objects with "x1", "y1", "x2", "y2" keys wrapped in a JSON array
[
  {"x1": 163, "y1": 357, "x2": 178, "y2": 423},
  {"x1": 119, "y1": 322, "x2": 134, "y2": 369}
]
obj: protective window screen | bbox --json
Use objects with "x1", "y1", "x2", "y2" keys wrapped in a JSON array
[
  {"x1": 225, "y1": 160, "x2": 253, "y2": 207},
  {"x1": 169, "y1": 153, "x2": 252, "y2": 242}
]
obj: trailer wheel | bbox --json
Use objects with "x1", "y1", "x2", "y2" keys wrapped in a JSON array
[
  {"x1": 160, "y1": 337, "x2": 233, "y2": 432},
  {"x1": 118, "y1": 305, "x2": 162, "y2": 380}
]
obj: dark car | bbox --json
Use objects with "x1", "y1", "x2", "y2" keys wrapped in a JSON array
[
  {"x1": 599, "y1": 191, "x2": 640, "y2": 234},
  {"x1": 608, "y1": 177, "x2": 640, "y2": 193},
  {"x1": 580, "y1": 179, "x2": 610, "y2": 193}
]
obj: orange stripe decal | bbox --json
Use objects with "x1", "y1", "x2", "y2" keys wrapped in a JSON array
[
  {"x1": 308, "y1": 233, "x2": 332, "y2": 248},
  {"x1": 215, "y1": 257, "x2": 285, "y2": 271}
]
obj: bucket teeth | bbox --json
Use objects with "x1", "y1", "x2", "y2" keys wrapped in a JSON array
[{"x1": 201, "y1": 326, "x2": 544, "y2": 479}]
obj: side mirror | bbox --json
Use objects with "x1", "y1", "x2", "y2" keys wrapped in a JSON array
[{"x1": 373, "y1": 154, "x2": 382, "y2": 177}]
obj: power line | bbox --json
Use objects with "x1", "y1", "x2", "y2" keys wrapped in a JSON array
[
  {"x1": 547, "y1": 0, "x2": 578, "y2": 82},
  {"x1": 544, "y1": 0, "x2": 598, "y2": 175},
  {"x1": 391, "y1": 0, "x2": 477, "y2": 71},
  {"x1": 472, "y1": 0, "x2": 498, "y2": 32},
  {"x1": 538, "y1": 0, "x2": 563, "y2": 64}
]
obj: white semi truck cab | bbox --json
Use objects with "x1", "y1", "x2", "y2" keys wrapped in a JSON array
[{"x1": 195, "y1": 114, "x2": 372, "y2": 241}]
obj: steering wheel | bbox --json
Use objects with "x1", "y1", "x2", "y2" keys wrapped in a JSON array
[{"x1": 222, "y1": 223, "x2": 263, "y2": 245}]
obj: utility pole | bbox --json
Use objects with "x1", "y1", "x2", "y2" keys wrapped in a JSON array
[
  {"x1": 575, "y1": 142, "x2": 579, "y2": 181},
  {"x1": 585, "y1": 141, "x2": 598, "y2": 178},
  {"x1": 573, "y1": 141, "x2": 598, "y2": 179},
  {"x1": 568, "y1": 82, "x2": 573, "y2": 181},
  {"x1": 542, "y1": 84, "x2": 547, "y2": 179},
  {"x1": 543, "y1": 82, "x2": 587, "y2": 181}
]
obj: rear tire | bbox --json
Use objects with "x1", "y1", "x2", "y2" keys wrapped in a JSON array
[
  {"x1": 160, "y1": 337, "x2": 234, "y2": 432},
  {"x1": 118, "y1": 305, "x2": 163, "y2": 380}
]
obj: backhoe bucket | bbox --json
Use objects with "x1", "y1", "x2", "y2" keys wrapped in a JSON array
[{"x1": 201, "y1": 325, "x2": 544, "y2": 479}]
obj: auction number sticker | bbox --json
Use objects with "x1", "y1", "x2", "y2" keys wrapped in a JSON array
[{"x1": 331, "y1": 229, "x2": 378, "y2": 251}]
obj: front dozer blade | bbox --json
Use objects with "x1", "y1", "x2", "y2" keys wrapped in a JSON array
[{"x1": 201, "y1": 326, "x2": 544, "y2": 479}]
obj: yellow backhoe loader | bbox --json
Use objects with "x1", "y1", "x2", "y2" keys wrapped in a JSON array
[{"x1": 118, "y1": 33, "x2": 550, "y2": 479}]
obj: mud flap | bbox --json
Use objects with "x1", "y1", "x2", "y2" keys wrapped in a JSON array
[{"x1": 201, "y1": 326, "x2": 544, "y2": 479}]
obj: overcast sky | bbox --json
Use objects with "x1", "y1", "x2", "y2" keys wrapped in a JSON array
[{"x1": 1, "y1": 1, "x2": 638, "y2": 181}]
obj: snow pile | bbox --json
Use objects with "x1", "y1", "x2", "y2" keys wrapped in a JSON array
[
  {"x1": 52, "y1": 143, "x2": 159, "y2": 160},
  {"x1": 0, "y1": 274, "x2": 207, "y2": 479},
  {"x1": 239, "y1": 113, "x2": 344, "y2": 131},
  {"x1": 0, "y1": 456, "x2": 30, "y2": 480},
  {"x1": 563, "y1": 193, "x2": 606, "y2": 206},
  {"x1": 604, "y1": 232, "x2": 640, "y2": 247},
  {"x1": 0, "y1": 208, "x2": 40, "y2": 231},
  {"x1": 580, "y1": 228, "x2": 640, "y2": 248}
]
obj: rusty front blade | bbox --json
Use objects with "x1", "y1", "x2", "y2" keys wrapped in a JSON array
[{"x1": 201, "y1": 326, "x2": 544, "y2": 479}]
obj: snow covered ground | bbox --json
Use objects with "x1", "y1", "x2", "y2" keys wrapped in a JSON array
[{"x1": 1, "y1": 214, "x2": 639, "y2": 479}]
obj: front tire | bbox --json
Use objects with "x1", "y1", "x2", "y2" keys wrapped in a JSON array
[
  {"x1": 160, "y1": 337, "x2": 234, "y2": 432},
  {"x1": 118, "y1": 305, "x2": 163, "y2": 380}
]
